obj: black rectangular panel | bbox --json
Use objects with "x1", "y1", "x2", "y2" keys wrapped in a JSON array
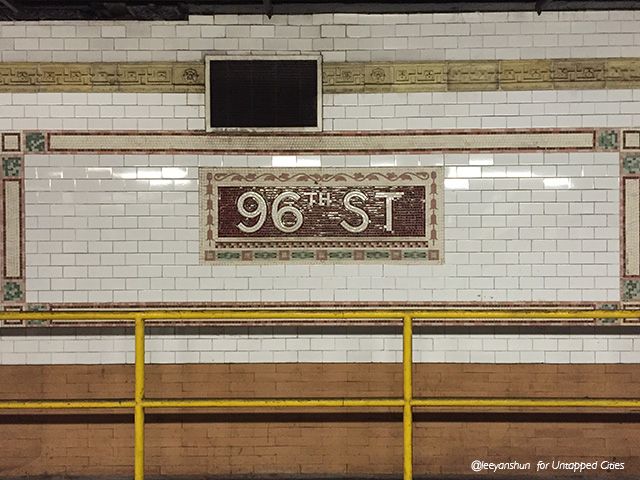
[{"x1": 209, "y1": 59, "x2": 318, "y2": 129}]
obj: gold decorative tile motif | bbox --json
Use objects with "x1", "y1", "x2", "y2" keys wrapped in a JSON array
[
  {"x1": 322, "y1": 63, "x2": 366, "y2": 93},
  {"x1": 0, "y1": 62, "x2": 204, "y2": 92},
  {"x1": 47, "y1": 131, "x2": 596, "y2": 154},
  {"x1": 326, "y1": 58, "x2": 640, "y2": 93},
  {"x1": 499, "y1": 60, "x2": 554, "y2": 90},
  {"x1": 199, "y1": 167, "x2": 444, "y2": 264},
  {"x1": 447, "y1": 61, "x2": 499, "y2": 91},
  {"x1": 552, "y1": 59, "x2": 606, "y2": 90},
  {"x1": 324, "y1": 62, "x2": 447, "y2": 93},
  {"x1": 2, "y1": 59, "x2": 640, "y2": 93},
  {"x1": 605, "y1": 59, "x2": 640, "y2": 89}
]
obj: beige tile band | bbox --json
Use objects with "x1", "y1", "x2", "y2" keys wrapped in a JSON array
[
  {"x1": 3, "y1": 180, "x2": 21, "y2": 279},
  {"x1": 47, "y1": 131, "x2": 596, "y2": 153},
  {"x1": 1, "y1": 58, "x2": 640, "y2": 93},
  {"x1": 625, "y1": 178, "x2": 640, "y2": 277}
]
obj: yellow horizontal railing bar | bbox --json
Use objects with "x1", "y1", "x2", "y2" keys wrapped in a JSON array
[
  {"x1": 0, "y1": 400, "x2": 135, "y2": 409},
  {"x1": 412, "y1": 398, "x2": 640, "y2": 408},
  {"x1": 408, "y1": 310, "x2": 640, "y2": 319},
  {"x1": 2, "y1": 398, "x2": 638, "y2": 410},
  {"x1": 143, "y1": 398, "x2": 405, "y2": 408},
  {"x1": 1, "y1": 309, "x2": 640, "y2": 322}
]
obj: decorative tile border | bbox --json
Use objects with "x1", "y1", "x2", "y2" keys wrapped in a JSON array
[
  {"x1": 1, "y1": 301, "x2": 633, "y2": 328},
  {"x1": 1, "y1": 133, "x2": 21, "y2": 153},
  {"x1": 0, "y1": 126, "x2": 632, "y2": 316},
  {"x1": 0, "y1": 134, "x2": 25, "y2": 309},
  {"x1": 596, "y1": 129, "x2": 620, "y2": 151},
  {"x1": 0, "y1": 62, "x2": 204, "y2": 93},
  {"x1": 621, "y1": 131, "x2": 640, "y2": 303},
  {"x1": 42, "y1": 129, "x2": 596, "y2": 154},
  {"x1": 622, "y1": 131, "x2": 640, "y2": 150},
  {"x1": 623, "y1": 177, "x2": 640, "y2": 277},
  {"x1": 2, "y1": 59, "x2": 640, "y2": 93},
  {"x1": 200, "y1": 167, "x2": 444, "y2": 264}
]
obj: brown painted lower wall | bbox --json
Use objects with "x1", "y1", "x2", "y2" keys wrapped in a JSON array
[{"x1": 0, "y1": 364, "x2": 639, "y2": 478}]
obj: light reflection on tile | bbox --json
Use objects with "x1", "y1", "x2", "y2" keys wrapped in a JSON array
[
  {"x1": 506, "y1": 166, "x2": 532, "y2": 177},
  {"x1": 137, "y1": 168, "x2": 162, "y2": 179},
  {"x1": 174, "y1": 179, "x2": 196, "y2": 189},
  {"x1": 345, "y1": 155, "x2": 369, "y2": 167},
  {"x1": 296, "y1": 156, "x2": 321, "y2": 167},
  {"x1": 531, "y1": 166, "x2": 557, "y2": 177},
  {"x1": 112, "y1": 168, "x2": 137, "y2": 179},
  {"x1": 272, "y1": 155, "x2": 296, "y2": 167},
  {"x1": 457, "y1": 166, "x2": 482, "y2": 178},
  {"x1": 419, "y1": 154, "x2": 444, "y2": 166},
  {"x1": 149, "y1": 179, "x2": 173, "y2": 188},
  {"x1": 543, "y1": 178, "x2": 573, "y2": 189},
  {"x1": 394, "y1": 154, "x2": 420, "y2": 166},
  {"x1": 469, "y1": 154, "x2": 494, "y2": 166},
  {"x1": 444, "y1": 179, "x2": 470, "y2": 190},
  {"x1": 481, "y1": 167, "x2": 506, "y2": 177},
  {"x1": 370, "y1": 155, "x2": 395, "y2": 166},
  {"x1": 161, "y1": 167, "x2": 188, "y2": 178},
  {"x1": 126, "y1": 180, "x2": 151, "y2": 190},
  {"x1": 37, "y1": 168, "x2": 64, "y2": 179},
  {"x1": 86, "y1": 167, "x2": 112, "y2": 178}
]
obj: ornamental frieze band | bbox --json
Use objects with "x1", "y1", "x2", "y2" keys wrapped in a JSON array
[
  {"x1": 2, "y1": 58, "x2": 640, "y2": 93},
  {"x1": 0, "y1": 62, "x2": 205, "y2": 92}
]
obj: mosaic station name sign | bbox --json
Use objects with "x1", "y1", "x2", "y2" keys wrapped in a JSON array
[{"x1": 199, "y1": 168, "x2": 444, "y2": 263}]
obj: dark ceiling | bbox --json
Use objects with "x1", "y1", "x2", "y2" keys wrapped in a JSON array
[{"x1": 1, "y1": 0, "x2": 640, "y2": 21}]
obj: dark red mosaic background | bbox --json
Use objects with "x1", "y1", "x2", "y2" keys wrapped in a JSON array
[{"x1": 217, "y1": 185, "x2": 426, "y2": 238}]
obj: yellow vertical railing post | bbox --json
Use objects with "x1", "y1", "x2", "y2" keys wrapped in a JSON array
[
  {"x1": 403, "y1": 315, "x2": 413, "y2": 480},
  {"x1": 134, "y1": 314, "x2": 145, "y2": 480}
]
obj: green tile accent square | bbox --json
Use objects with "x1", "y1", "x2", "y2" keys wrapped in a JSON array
[
  {"x1": 254, "y1": 251, "x2": 277, "y2": 260},
  {"x1": 597, "y1": 129, "x2": 619, "y2": 150},
  {"x1": 26, "y1": 304, "x2": 49, "y2": 311},
  {"x1": 366, "y1": 250, "x2": 390, "y2": 259},
  {"x1": 216, "y1": 251, "x2": 241, "y2": 260},
  {"x1": 26, "y1": 320, "x2": 47, "y2": 326},
  {"x1": 599, "y1": 303, "x2": 619, "y2": 310},
  {"x1": 404, "y1": 250, "x2": 428, "y2": 259},
  {"x1": 623, "y1": 154, "x2": 640, "y2": 174},
  {"x1": 622, "y1": 279, "x2": 640, "y2": 301},
  {"x1": 2, "y1": 156, "x2": 21, "y2": 177},
  {"x1": 291, "y1": 251, "x2": 314, "y2": 260},
  {"x1": 3, "y1": 281, "x2": 23, "y2": 302},
  {"x1": 25, "y1": 131, "x2": 46, "y2": 153},
  {"x1": 328, "y1": 251, "x2": 353, "y2": 259}
]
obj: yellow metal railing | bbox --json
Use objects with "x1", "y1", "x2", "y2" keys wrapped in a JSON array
[{"x1": 1, "y1": 308, "x2": 640, "y2": 480}]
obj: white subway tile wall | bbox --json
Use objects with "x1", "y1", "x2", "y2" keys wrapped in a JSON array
[
  {"x1": 3, "y1": 90, "x2": 640, "y2": 131},
  {"x1": 2, "y1": 328, "x2": 640, "y2": 365},
  {"x1": 2, "y1": 11, "x2": 640, "y2": 63},
  {"x1": 24, "y1": 151, "x2": 619, "y2": 304},
  {"x1": 1, "y1": 11, "x2": 638, "y2": 364}
]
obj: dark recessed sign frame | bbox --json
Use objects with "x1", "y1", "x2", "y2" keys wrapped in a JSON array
[{"x1": 205, "y1": 55, "x2": 323, "y2": 133}]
